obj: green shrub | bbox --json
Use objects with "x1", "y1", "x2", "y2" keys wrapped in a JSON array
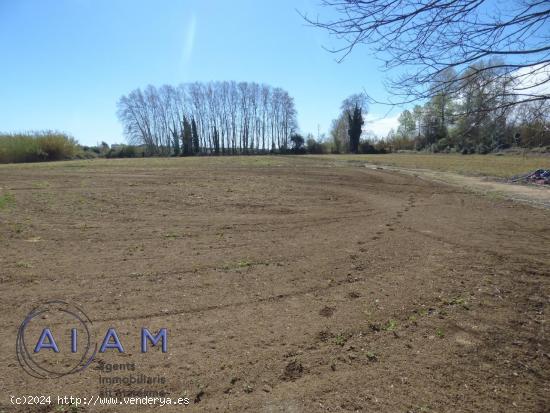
[
  {"x1": 37, "y1": 134, "x2": 78, "y2": 160},
  {"x1": 0, "y1": 135, "x2": 42, "y2": 163},
  {"x1": 106, "y1": 145, "x2": 138, "y2": 158},
  {"x1": 476, "y1": 143, "x2": 490, "y2": 154},
  {"x1": 0, "y1": 131, "x2": 79, "y2": 163},
  {"x1": 306, "y1": 138, "x2": 324, "y2": 154},
  {"x1": 435, "y1": 138, "x2": 450, "y2": 152},
  {"x1": 120, "y1": 145, "x2": 137, "y2": 157},
  {"x1": 359, "y1": 140, "x2": 378, "y2": 154},
  {"x1": 74, "y1": 148, "x2": 98, "y2": 159}
]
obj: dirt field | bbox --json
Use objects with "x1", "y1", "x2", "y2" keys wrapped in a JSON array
[
  {"x1": 318, "y1": 153, "x2": 550, "y2": 178},
  {"x1": 0, "y1": 156, "x2": 548, "y2": 412}
]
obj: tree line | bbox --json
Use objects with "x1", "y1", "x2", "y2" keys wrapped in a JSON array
[
  {"x1": 306, "y1": 0, "x2": 549, "y2": 154},
  {"x1": 387, "y1": 61, "x2": 550, "y2": 154},
  {"x1": 117, "y1": 81, "x2": 298, "y2": 155}
]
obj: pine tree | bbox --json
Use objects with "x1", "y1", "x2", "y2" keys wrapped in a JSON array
[{"x1": 172, "y1": 131, "x2": 180, "y2": 156}]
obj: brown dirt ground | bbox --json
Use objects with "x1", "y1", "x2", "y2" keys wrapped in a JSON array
[
  {"x1": 0, "y1": 156, "x2": 548, "y2": 412},
  {"x1": 361, "y1": 163, "x2": 550, "y2": 209}
]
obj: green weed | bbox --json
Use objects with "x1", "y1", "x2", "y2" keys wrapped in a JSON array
[
  {"x1": 334, "y1": 334, "x2": 347, "y2": 346},
  {"x1": 366, "y1": 351, "x2": 378, "y2": 361},
  {"x1": 0, "y1": 193, "x2": 15, "y2": 209},
  {"x1": 16, "y1": 261, "x2": 32, "y2": 268},
  {"x1": 383, "y1": 319, "x2": 398, "y2": 331}
]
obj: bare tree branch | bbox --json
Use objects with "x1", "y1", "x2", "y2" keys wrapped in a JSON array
[{"x1": 301, "y1": 0, "x2": 550, "y2": 107}]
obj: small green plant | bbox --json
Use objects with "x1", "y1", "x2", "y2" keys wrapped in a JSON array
[
  {"x1": 222, "y1": 259, "x2": 254, "y2": 270},
  {"x1": 33, "y1": 181, "x2": 50, "y2": 189},
  {"x1": 0, "y1": 193, "x2": 15, "y2": 209},
  {"x1": 383, "y1": 319, "x2": 397, "y2": 331},
  {"x1": 448, "y1": 297, "x2": 469, "y2": 309},
  {"x1": 436, "y1": 328, "x2": 445, "y2": 339},
  {"x1": 334, "y1": 334, "x2": 347, "y2": 346},
  {"x1": 237, "y1": 260, "x2": 252, "y2": 268},
  {"x1": 13, "y1": 223, "x2": 23, "y2": 233},
  {"x1": 366, "y1": 351, "x2": 377, "y2": 361},
  {"x1": 16, "y1": 261, "x2": 32, "y2": 268},
  {"x1": 54, "y1": 404, "x2": 80, "y2": 413}
]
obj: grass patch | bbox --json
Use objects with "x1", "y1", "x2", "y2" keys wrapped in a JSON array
[
  {"x1": 383, "y1": 319, "x2": 398, "y2": 331},
  {"x1": 444, "y1": 297, "x2": 470, "y2": 310},
  {"x1": 221, "y1": 259, "x2": 255, "y2": 271},
  {"x1": 334, "y1": 333, "x2": 347, "y2": 346},
  {"x1": 163, "y1": 231, "x2": 192, "y2": 239},
  {"x1": 63, "y1": 163, "x2": 88, "y2": 168},
  {"x1": 0, "y1": 193, "x2": 15, "y2": 209},
  {"x1": 237, "y1": 260, "x2": 252, "y2": 268},
  {"x1": 32, "y1": 181, "x2": 50, "y2": 189},
  {"x1": 16, "y1": 261, "x2": 32, "y2": 268}
]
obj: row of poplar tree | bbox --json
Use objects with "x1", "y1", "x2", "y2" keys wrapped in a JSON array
[{"x1": 117, "y1": 81, "x2": 298, "y2": 155}]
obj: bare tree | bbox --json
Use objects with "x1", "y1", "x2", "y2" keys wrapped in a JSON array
[
  {"x1": 303, "y1": 1, "x2": 549, "y2": 108},
  {"x1": 117, "y1": 81, "x2": 298, "y2": 155},
  {"x1": 260, "y1": 85, "x2": 271, "y2": 151}
]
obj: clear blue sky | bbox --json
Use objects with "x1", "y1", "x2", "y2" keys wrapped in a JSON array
[{"x1": 0, "y1": 0, "x2": 400, "y2": 146}]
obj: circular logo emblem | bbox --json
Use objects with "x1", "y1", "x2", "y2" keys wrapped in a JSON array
[{"x1": 16, "y1": 300, "x2": 97, "y2": 379}]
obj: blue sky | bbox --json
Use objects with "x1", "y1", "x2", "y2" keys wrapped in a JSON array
[{"x1": 0, "y1": 0, "x2": 400, "y2": 146}]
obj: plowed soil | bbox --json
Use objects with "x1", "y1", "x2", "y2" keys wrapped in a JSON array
[{"x1": 0, "y1": 156, "x2": 548, "y2": 412}]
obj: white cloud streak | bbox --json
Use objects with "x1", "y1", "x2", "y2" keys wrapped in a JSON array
[{"x1": 182, "y1": 14, "x2": 197, "y2": 64}]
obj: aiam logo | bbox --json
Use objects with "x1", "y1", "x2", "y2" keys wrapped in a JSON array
[{"x1": 16, "y1": 300, "x2": 167, "y2": 379}]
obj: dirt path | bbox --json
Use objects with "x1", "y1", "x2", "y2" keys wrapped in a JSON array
[
  {"x1": 0, "y1": 157, "x2": 548, "y2": 412},
  {"x1": 362, "y1": 162, "x2": 550, "y2": 209}
]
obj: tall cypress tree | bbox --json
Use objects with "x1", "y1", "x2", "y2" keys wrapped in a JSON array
[
  {"x1": 213, "y1": 126, "x2": 220, "y2": 154},
  {"x1": 348, "y1": 104, "x2": 364, "y2": 153},
  {"x1": 182, "y1": 116, "x2": 192, "y2": 156},
  {"x1": 173, "y1": 131, "x2": 180, "y2": 156},
  {"x1": 191, "y1": 118, "x2": 200, "y2": 154}
]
